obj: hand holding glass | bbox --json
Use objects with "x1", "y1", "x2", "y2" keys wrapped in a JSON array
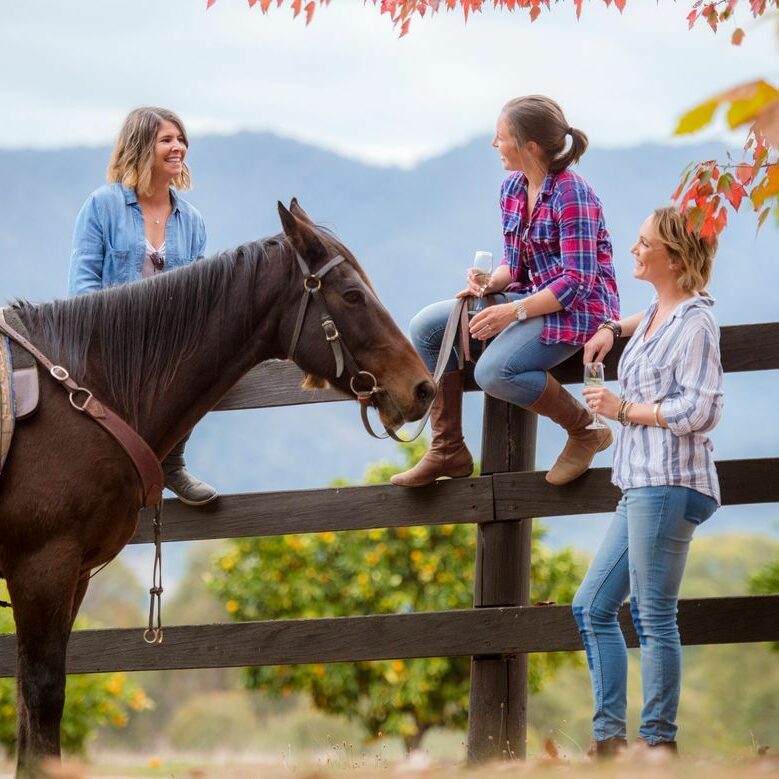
[
  {"x1": 469, "y1": 251, "x2": 493, "y2": 314},
  {"x1": 583, "y1": 362, "x2": 607, "y2": 430}
]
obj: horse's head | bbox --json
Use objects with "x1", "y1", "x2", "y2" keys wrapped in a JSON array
[{"x1": 277, "y1": 199, "x2": 436, "y2": 430}]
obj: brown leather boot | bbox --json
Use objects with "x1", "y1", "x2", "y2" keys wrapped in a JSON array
[
  {"x1": 162, "y1": 433, "x2": 218, "y2": 506},
  {"x1": 390, "y1": 370, "x2": 473, "y2": 487},
  {"x1": 636, "y1": 737, "x2": 678, "y2": 755},
  {"x1": 587, "y1": 736, "x2": 627, "y2": 759},
  {"x1": 529, "y1": 374, "x2": 612, "y2": 486}
]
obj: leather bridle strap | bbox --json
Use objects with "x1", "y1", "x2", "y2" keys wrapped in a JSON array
[
  {"x1": 0, "y1": 310, "x2": 164, "y2": 508},
  {"x1": 360, "y1": 295, "x2": 468, "y2": 442}
]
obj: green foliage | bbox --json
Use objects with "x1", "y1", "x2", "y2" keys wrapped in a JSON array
[
  {"x1": 748, "y1": 549, "x2": 779, "y2": 652},
  {"x1": 0, "y1": 582, "x2": 153, "y2": 757},
  {"x1": 207, "y1": 440, "x2": 585, "y2": 751}
]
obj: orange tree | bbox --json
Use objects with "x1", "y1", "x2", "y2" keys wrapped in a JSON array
[
  {"x1": 207, "y1": 438, "x2": 585, "y2": 753},
  {"x1": 0, "y1": 584, "x2": 153, "y2": 757},
  {"x1": 209, "y1": 0, "x2": 779, "y2": 237}
]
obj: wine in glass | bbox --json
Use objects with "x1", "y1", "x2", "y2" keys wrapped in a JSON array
[
  {"x1": 583, "y1": 361, "x2": 608, "y2": 430},
  {"x1": 469, "y1": 250, "x2": 493, "y2": 315}
]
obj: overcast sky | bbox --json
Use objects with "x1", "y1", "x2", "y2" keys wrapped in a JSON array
[{"x1": 1, "y1": 1, "x2": 775, "y2": 166}]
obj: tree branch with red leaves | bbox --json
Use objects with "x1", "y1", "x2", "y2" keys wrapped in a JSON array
[{"x1": 209, "y1": 0, "x2": 779, "y2": 236}]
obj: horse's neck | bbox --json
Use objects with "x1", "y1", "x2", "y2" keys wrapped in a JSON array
[{"x1": 135, "y1": 264, "x2": 287, "y2": 455}]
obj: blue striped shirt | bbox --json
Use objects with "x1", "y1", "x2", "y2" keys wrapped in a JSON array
[{"x1": 612, "y1": 294, "x2": 723, "y2": 503}]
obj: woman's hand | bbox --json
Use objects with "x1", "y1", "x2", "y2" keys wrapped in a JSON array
[
  {"x1": 582, "y1": 385, "x2": 621, "y2": 421},
  {"x1": 582, "y1": 328, "x2": 615, "y2": 364},
  {"x1": 469, "y1": 303, "x2": 516, "y2": 341},
  {"x1": 455, "y1": 268, "x2": 503, "y2": 300}
]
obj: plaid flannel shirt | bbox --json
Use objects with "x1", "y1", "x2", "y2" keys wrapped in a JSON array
[{"x1": 500, "y1": 169, "x2": 620, "y2": 345}]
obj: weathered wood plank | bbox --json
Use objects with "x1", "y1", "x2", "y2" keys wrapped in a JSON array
[
  {"x1": 131, "y1": 477, "x2": 493, "y2": 544},
  {"x1": 129, "y1": 458, "x2": 778, "y2": 544},
  {"x1": 215, "y1": 323, "x2": 779, "y2": 411},
  {"x1": 1, "y1": 596, "x2": 775, "y2": 677},
  {"x1": 216, "y1": 360, "x2": 348, "y2": 411},
  {"x1": 494, "y1": 458, "x2": 779, "y2": 521}
]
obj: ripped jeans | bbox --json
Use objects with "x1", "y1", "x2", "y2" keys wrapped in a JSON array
[{"x1": 572, "y1": 486, "x2": 717, "y2": 744}]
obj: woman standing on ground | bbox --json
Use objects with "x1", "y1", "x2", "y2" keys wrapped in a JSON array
[
  {"x1": 391, "y1": 94, "x2": 620, "y2": 487},
  {"x1": 574, "y1": 206, "x2": 722, "y2": 756},
  {"x1": 68, "y1": 106, "x2": 216, "y2": 506}
]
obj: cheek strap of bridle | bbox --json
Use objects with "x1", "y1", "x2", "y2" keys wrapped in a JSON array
[{"x1": 288, "y1": 252, "x2": 349, "y2": 378}]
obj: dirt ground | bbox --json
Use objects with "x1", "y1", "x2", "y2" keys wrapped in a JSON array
[{"x1": 2, "y1": 743, "x2": 777, "y2": 779}]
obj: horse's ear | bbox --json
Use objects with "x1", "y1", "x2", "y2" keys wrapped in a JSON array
[
  {"x1": 278, "y1": 201, "x2": 327, "y2": 265},
  {"x1": 289, "y1": 198, "x2": 313, "y2": 224}
]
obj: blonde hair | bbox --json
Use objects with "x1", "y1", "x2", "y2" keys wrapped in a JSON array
[
  {"x1": 107, "y1": 107, "x2": 191, "y2": 196},
  {"x1": 501, "y1": 95, "x2": 588, "y2": 174},
  {"x1": 653, "y1": 206, "x2": 718, "y2": 294}
]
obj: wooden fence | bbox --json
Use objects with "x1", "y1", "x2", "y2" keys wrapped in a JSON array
[{"x1": 2, "y1": 322, "x2": 778, "y2": 761}]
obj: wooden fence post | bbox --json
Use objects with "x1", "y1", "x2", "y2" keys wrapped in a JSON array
[{"x1": 467, "y1": 395, "x2": 537, "y2": 763}]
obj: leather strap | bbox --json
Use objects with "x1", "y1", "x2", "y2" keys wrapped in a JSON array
[
  {"x1": 0, "y1": 310, "x2": 164, "y2": 507},
  {"x1": 360, "y1": 295, "x2": 469, "y2": 442}
]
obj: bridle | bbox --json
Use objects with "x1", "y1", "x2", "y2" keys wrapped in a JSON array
[
  {"x1": 287, "y1": 250, "x2": 403, "y2": 440},
  {"x1": 286, "y1": 250, "x2": 465, "y2": 443}
]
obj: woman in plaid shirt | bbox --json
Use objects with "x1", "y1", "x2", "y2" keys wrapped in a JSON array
[{"x1": 392, "y1": 95, "x2": 620, "y2": 487}]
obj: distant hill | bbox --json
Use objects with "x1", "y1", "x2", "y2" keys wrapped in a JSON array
[{"x1": 1, "y1": 133, "x2": 777, "y2": 564}]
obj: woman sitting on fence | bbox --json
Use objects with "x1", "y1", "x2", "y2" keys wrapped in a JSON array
[
  {"x1": 574, "y1": 206, "x2": 722, "y2": 757},
  {"x1": 391, "y1": 94, "x2": 620, "y2": 487},
  {"x1": 68, "y1": 106, "x2": 217, "y2": 506}
]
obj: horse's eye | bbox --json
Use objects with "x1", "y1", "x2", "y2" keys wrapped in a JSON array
[{"x1": 343, "y1": 289, "x2": 365, "y2": 305}]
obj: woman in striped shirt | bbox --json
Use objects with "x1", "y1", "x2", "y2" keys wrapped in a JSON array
[
  {"x1": 392, "y1": 95, "x2": 619, "y2": 488},
  {"x1": 574, "y1": 206, "x2": 722, "y2": 757}
]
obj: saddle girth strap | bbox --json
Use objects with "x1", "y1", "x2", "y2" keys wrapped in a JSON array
[{"x1": 0, "y1": 310, "x2": 164, "y2": 507}]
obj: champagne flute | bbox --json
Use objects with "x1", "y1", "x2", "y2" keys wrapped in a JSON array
[
  {"x1": 583, "y1": 362, "x2": 608, "y2": 430},
  {"x1": 468, "y1": 250, "x2": 493, "y2": 315}
]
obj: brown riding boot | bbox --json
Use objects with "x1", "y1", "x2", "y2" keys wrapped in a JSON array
[
  {"x1": 636, "y1": 737, "x2": 679, "y2": 756},
  {"x1": 390, "y1": 370, "x2": 473, "y2": 487},
  {"x1": 587, "y1": 736, "x2": 627, "y2": 759},
  {"x1": 529, "y1": 374, "x2": 612, "y2": 486}
]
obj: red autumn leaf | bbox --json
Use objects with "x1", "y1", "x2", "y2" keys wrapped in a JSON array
[
  {"x1": 731, "y1": 27, "x2": 745, "y2": 45},
  {"x1": 687, "y1": 8, "x2": 698, "y2": 28},
  {"x1": 735, "y1": 164, "x2": 754, "y2": 186}
]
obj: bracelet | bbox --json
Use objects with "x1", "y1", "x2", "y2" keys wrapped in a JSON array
[
  {"x1": 598, "y1": 320, "x2": 622, "y2": 339},
  {"x1": 653, "y1": 402, "x2": 662, "y2": 427},
  {"x1": 617, "y1": 399, "x2": 633, "y2": 427}
]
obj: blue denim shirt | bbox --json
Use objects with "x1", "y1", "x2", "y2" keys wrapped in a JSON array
[{"x1": 68, "y1": 183, "x2": 207, "y2": 296}]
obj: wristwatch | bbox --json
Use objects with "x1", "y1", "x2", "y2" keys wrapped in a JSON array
[{"x1": 513, "y1": 300, "x2": 528, "y2": 322}]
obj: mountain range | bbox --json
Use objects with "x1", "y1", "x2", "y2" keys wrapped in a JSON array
[{"x1": 1, "y1": 132, "x2": 777, "y2": 569}]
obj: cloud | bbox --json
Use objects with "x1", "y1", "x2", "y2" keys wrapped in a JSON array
[{"x1": 0, "y1": 0, "x2": 774, "y2": 164}]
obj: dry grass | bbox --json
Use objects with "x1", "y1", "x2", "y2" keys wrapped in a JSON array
[{"x1": 11, "y1": 742, "x2": 777, "y2": 779}]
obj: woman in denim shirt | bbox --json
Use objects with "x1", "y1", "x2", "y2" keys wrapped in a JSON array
[
  {"x1": 68, "y1": 106, "x2": 216, "y2": 506},
  {"x1": 392, "y1": 95, "x2": 619, "y2": 488},
  {"x1": 576, "y1": 206, "x2": 722, "y2": 756}
]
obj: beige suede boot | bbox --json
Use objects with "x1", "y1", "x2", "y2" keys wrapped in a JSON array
[
  {"x1": 390, "y1": 370, "x2": 473, "y2": 487},
  {"x1": 529, "y1": 374, "x2": 612, "y2": 485}
]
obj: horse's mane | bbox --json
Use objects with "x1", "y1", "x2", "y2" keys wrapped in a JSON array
[{"x1": 13, "y1": 236, "x2": 287, "y2": 426}]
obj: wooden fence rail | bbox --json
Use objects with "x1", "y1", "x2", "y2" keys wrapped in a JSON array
[{"x1": 1, "y1": 321, "x2": 778, "y2": 761}]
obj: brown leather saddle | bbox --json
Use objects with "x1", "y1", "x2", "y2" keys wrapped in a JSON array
[{"x1": 0, "y1": 309, "x2": 39, "y2": 472}]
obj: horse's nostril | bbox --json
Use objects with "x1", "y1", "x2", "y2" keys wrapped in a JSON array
[{"x1": 415, "y1": 380, "x2": 437, "y2": 405}]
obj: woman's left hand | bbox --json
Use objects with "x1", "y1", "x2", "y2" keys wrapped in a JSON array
[
  {"x1": 469, "y1": 303, "x2": 516, "y2": 341},
  {"x1": 582, "y1": 385, "x2": 621, "y2": 421}
]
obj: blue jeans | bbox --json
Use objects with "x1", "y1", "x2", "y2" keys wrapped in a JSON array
[
  {"x1": 409, "y1": 295, "x2": 579, "y2": 407},
  {"x1": 572, "y1": 486, "x2": 717, "y2": 744}
]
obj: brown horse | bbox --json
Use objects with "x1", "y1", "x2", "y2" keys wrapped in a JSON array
[{"x1": 0, "y1": 200, "x2": 435, "y2": 776}]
